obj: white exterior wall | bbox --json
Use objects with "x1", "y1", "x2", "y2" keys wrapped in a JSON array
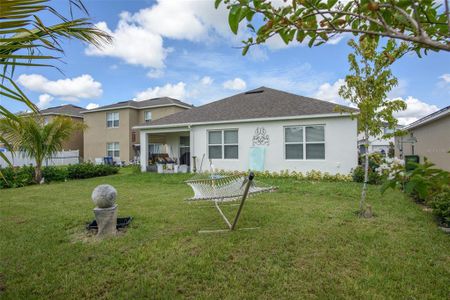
[{"x1": 190, "y1": 116, "x2": 357, "y2": 174}]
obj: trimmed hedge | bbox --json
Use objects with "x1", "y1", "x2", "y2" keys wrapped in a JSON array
[
  {"x1": 0, "y1": 163, "x2": 119, "y2": 189},
  {"x1": 67, "y1": 162, "x2": 119, "y2": 179}
]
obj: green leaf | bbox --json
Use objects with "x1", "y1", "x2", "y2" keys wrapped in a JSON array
[
  {"x1": 228, "y1": 5, "x2": 242, "y2": 35},
  {"x1": 214, "y1": 0, "x2": 222, "y2": 9},
  {"x1": 242, "y1": 45, "x2": 250, "y2": 56},
  {"x1": 327, "y1": 0, "x2": 338, "y2": 8}
]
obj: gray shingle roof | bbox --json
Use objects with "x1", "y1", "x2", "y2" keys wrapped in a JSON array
[
  {"x1": 81, "y1": 97, "x2": 193, "y2": 113},
  {"x1": 40, "y1": 104, "x2": 84, "y2": 118},
  {"x1": 144, "y1": 87, "x2": 356, "y2": 127}
]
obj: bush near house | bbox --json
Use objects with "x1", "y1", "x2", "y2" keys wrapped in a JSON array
[
  {"x1": 381, "y1": 159, "x2": 450, "y2": 226},
  {"x1": 0, "y1": 165, "x2": 34, "y2": 188},
  {"x1": 217, "y1": 169, "x2": 353, "y2": 182},
  {"x1": 352, "y1": 153, "x2": 384, "y2": 185},
  {"x1": 0, "y1": 163, "x2": 119, "y2": 189},
  {"x1": 67, "y1": 162, "x2": 119, "y2": 179}
]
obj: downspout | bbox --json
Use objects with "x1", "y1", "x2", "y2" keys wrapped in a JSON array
[{"x1": 189, "y1": 125, "x2": 194, "y2": 171}]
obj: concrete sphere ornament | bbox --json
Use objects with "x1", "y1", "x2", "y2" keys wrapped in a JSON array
[{"x1": 92, "y1": 184, "x2": 117, "y2": 208}]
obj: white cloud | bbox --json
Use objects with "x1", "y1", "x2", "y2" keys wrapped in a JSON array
[
  {"x1": 135, "y1": 82, "x2": 187, "y2": 101},
  {"x1": 437, "y1": 73, "x2": 450, "y2": 92},
  {"x1": 440, "y1": 73, "x2": 450, "y2": 83},
  {"x1": 84, "y1": 0, "x2": 238, "y2": 69},
  {"x1": 17, "y1": 74, "x2": 102, "y2": 101},
  {"x1": 86, "y1": 20, "x2": 167, "y2": 69},
  {"x1": 223, "y1": 78, "x2": 247, "y2": 90},
  {"x1": 37, "y1": 94, "x2": 54, "y2": 109},
  {"x1": 313, "y1": 79, "x2": 349, "y2": 105},
  {"x1": 200, "y1": 76, "x2": 213, "y2": 85},
  {"x1": 393, "y1": 96, "x2": 439, "y2": 125},
  {"x1": 313, "y1": 79, "x2": 439, "y2": 125},
  {"x1": 133, "y1": 2, "x2": 207, "y2": 41},
  {"x1": 147, "y1": 69, "x2": 165, "y2": 79},
  {"x1": 86, "y1": 103, "x2": 100, "y2": 110},
  {"x1": 265, "y1": 35, "x2": 302, "y2": 50}
]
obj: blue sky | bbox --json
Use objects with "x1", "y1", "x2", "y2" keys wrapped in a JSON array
[{"x1": 4, "y1": 0, "x2": 450, "y2": 125}]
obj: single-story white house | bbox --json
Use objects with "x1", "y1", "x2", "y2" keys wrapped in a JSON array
[{"x1": 134, "y1": 87, "x2": 358, "y2": 174}]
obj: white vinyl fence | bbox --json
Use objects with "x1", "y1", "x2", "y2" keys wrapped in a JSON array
[{"x1": 0, "y1": 150, "x2": 79, "y2": 168}]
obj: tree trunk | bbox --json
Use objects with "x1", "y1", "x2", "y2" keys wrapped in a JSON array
[
  {"x1": 359, "y1": 130, "x2": 369, "y2": 216},
  {"x1": 35, "y1": 163, "x2": 42, "y2": 183}
]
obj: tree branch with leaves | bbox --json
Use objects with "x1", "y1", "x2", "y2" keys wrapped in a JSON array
[{"x1": 217, "y1": 0, "x2": 450, "y2": 55}]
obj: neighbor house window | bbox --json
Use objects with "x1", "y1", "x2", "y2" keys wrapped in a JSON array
[
  {"x1": 107, "y1": 142, "x2": 120, "y2": 158},
  {"x1": 106, "y1": 112, "x2": 119, "y2": 128},
  {"x1": 144, "y1": 111, "x2": 152, "y2": 123},
  {"x1": 285, "y1": 125, "x2": 325, "y2": 160},
  {"x1": 131, "y1": 131, "x2": 136, "y2": 143},
  {"x1": 208, "y1": 129, "x2": 238, "y2": 159}
]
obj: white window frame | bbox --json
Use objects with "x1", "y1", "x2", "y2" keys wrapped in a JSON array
[
  {"x1": 207, "y1": 129, "x2": 239, "y2": 160},
  {"x1": 284, "y1": 125, "x2": 325, "y2": 161},
  {"x1": 106, "y1": 112, "x2": 119, "y2": 128},
  {"x1": 144, "y1": 111, "x2": 152, "y2": 123},
  {"x1": 106, "y1": 142, "x2": 120, "y2": 158}
]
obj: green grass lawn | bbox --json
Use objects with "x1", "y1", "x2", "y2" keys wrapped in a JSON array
[{"x1": 1, "y1": 169, "x2": 449, "y2": 299}]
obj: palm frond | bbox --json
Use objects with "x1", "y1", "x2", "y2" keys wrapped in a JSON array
[{"x1": 0, "y1": 0, "x2": 112, "y2": 76}]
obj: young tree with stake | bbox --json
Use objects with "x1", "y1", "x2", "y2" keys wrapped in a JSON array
[{"x1": 339, "y1": 38, "x2": 407, "y2": 216}]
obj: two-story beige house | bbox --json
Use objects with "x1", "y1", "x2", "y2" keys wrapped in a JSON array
[
  {"x1": 40, "y1": 104, "x2": 85, "y2": 157},
  {"x1": 81, "y1": 97, "x2": 192, "y2": 163},
  {"x1": 1, "y1": 104, "x2": 85, "y2": 158}
]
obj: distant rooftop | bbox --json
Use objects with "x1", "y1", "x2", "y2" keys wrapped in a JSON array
[
  {"x1": 81, "y1": 97, "x2": 193, "y2": 113},
  {"x1": 40, "y1": 104, "x2": 84, "y2": 118}
]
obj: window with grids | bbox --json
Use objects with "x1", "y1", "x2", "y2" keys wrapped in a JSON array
[
  {"x1": 106, "y1": 142, "x2": 120, "y2": 158},
  {"x1": 208, "y1": 129, "x2": 238, "y2": 159},
  {"x1": 285, "y1": 125, "x2": 325, "y2": 160},
  {"x1": 106, "y1": 112, "x2": 119, "y2": 128},
  {"x1": 144, "y1": 111, "x2": 152, "y2": 123}
]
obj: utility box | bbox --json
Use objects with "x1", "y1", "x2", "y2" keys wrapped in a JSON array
[{"x1": 405, "y1": 155, "x2": 420, "y2": 171}]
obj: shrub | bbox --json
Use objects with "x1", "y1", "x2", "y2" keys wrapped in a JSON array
[
  {"x1": 42, "y1": 166, "x2": 68, "y2": 183},
  {"x1": 0, "y1": 165, "x2": 34, "y2": 188},
  {"x1": 1, "y1": 163, "x2": 119, "y2": 189},
  {"x1": 67, "y1": 162, "x2": 119, "y2": 179},
  {"x1": 352, "y1": 166, "x2": 365, "y2": 183},
  {"x1": 351, "y1": 165, "x2": 382, "y2": 184},
  {"x1": 215, "y1": 169, "x2": 352, "y2": 182},
  {"x1": 429, "y1": 188, "x2": 450, "y2": 227},
  {"x1": 403, "y1": 160, "x2": 449, "y2": 203}
]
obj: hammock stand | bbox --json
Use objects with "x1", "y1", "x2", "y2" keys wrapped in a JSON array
[{"x1": 185, "y1": 172, "x2": 276, "y2": 233}]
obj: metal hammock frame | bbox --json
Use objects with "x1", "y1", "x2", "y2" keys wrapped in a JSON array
[{"x1": 185, "y1": 172, "x2": 276, "y2": 233}]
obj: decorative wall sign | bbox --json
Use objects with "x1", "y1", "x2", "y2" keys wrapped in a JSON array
[{"x1": 252, "y1": 127, "x2": 270, "y2": 146}]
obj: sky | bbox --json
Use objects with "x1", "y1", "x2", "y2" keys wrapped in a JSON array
[{"x1": 3, "y1": 0, "x2": 450, "y2": 125}]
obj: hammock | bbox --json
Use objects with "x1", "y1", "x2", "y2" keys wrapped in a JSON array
[
  {"x1": 185, "y1": 174, "x2": 275, "y2": 202},
  {"x1": 185, "y1": 172, "x2": 276, "y2": 232}
]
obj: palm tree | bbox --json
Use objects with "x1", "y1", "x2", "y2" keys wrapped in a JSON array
[
  {"x1": 0, "y1": 115, "x2": 86, "y2": 182},
  {"x1": 0, "y1": 0, "x2": 111, "y2": 165}
]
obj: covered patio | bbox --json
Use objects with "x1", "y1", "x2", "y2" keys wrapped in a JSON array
[{"x1": 139, "y1": 126, "x2": 192, "y2": 173}]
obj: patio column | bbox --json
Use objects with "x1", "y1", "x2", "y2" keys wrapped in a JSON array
[{"x1": 140, "y1": 131, "x2": 148, "y2": 172}]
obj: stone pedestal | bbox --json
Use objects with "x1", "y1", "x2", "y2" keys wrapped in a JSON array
[{"x1": 94, "y1": 204, "x2": 118, "y2": 237}]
